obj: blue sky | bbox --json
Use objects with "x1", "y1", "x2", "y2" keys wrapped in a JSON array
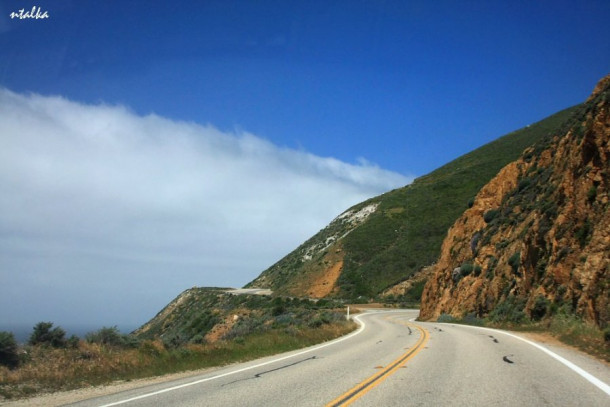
[
  {"x1": 0, "y1": 0, "x2": 609, "y2": 333},
  {"x1": 2, "y1": 0, "x2": 608, "y2": 174}
]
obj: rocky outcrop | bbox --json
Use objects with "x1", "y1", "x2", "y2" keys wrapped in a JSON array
[{"x1": 420, "y1": 75, "x2": 610, "y2": 328}]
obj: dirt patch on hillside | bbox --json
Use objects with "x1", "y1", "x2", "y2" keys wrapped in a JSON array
[
  {"x1": 307, "y1": 260, "x2": 343, "y2": 298},
  {"x1": 205, "y1": 310, "x2": 251, "y2": 343}
]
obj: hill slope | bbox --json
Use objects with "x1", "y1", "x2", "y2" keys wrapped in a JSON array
[
  {"x1": 420, "y1": 75, "x2": 609, "y2": 329},
  {"x1": 133, "y1": 287, "x2": 348, "y2": 346},
  {"x1": 247, "y1": 105, "x2": 579, "y2": 299}
]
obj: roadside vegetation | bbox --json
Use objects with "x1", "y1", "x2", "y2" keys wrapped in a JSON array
[
  {"x1": 0, "y1": 291, "x2": 355, "y2": 401},
  {"x1": 435, "y1": 306, "x2": 610, "y2": 362}
]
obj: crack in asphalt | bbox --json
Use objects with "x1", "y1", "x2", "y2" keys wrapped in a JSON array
[
  {"x1": 221, "y1": 356, "x2": 318, "y2": 386},
  {"x1": 503, "y1": 355, "x2": 514, "y2": 364}
]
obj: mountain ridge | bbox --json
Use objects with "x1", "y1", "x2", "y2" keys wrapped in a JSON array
[{"x1": 247, "y1": 104, "x2": 580, "y2": 300}]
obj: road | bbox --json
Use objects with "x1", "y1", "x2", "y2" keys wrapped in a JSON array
[
  {"x1": 225, "y1": 288, "x2": 273, "y2": 296},
  {"x1": 67, "y1": 310, "x2": 609, "y2": 406}
]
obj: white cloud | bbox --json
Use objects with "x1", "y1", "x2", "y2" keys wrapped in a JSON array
[{"x1": 0, "y1": 88, "x2": 411, "y2": 331}]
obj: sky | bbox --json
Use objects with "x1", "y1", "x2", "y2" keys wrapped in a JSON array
[{"x1": 0, "y1": 0, "x2": 609, "y2": 335}]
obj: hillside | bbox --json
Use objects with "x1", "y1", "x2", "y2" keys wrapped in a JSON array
[
  {"x1": 133, "y1": 287, "x2": 348, "y2": 346},
  {"x1": 420, "y1": 75, "x2": 609, "y2": 330},
  {"x1": 247, "y1": 105, "x2": 579, "y2": 300}
]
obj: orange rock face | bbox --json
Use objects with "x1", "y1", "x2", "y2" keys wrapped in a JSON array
[{"x1": 420, "y1": 75, "x2": 610, "y2": 327}]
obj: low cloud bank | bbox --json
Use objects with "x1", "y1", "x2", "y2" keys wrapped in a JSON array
[{"x1": 0, "y1": 89, "x2": 411, "y2": 329}]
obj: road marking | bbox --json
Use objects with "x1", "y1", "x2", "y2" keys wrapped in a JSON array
[
  {"x1": 96, "y1": 313, "x2": 372, "y2": 407},
  {"x1": 326, "y1": 322, "x2": 429, "y2": 407},
  {"x1": 443, "y1": 323, "x2": 610, "y2": 396}
]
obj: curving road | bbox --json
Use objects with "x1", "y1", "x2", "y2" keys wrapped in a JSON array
[{"x1": 67, "y1": 310, "x2": 610, "y2": 406}]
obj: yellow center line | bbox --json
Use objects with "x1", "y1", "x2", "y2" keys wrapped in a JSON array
[{"x1": 325, "y1": 322, "x2": 429, "y2": 407}]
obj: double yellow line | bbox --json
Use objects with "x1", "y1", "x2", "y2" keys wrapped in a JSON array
[{"x1": 326, "y1": 322, "x2": 429, "y2": 407}]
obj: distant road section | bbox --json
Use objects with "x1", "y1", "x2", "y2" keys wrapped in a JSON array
[
  {"x1": 68, "y1": 310, "x2": 609, "y2": 406},
  {"x1": 225, "y1": 288, "x2": 273, "y2": 296}
]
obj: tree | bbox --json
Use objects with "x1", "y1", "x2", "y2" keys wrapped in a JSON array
[
  {"x1": 0, "y1": 331, "x2": 20, "y2": 369},
  {"x1": 86, "y1": 326, "x2": 124, "y2": 347},
  {"x1": 29, "y1": 322, "x2": 67, "y2": 348}
]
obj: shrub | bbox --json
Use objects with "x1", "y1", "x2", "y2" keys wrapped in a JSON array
[
  {"x1": 473, "y1": 264, "x2": 483, "y2": 276},
  {"x1": 86, "y1": 326, "x2": 126, "y2": 347},
  {"x1": 437, "y1": 313, "x2": 458, "y2": 323},
  {"x1": 29, "y1": 322, "x2": 67, "y2": 348},
  {"x1": 460, "y1": 263, "x2": 474, "y2": 276},
  {"x1": 0, "y1": 331, "x2": 19, "y2": 369},
  {"x1": 488, "y1": 296, "x2": 527, "y2": 324},
  {"x1": 483, "y1": 209, "x2": 500, "y2": 224},
  {"x1": 66, "y1": 335, "x2": 80, "y2": 349},
  {"x1": 272, "y1": 305, "x2": 286, "y2": 316},
  {"x1": 518, "y1": 178, "x2": 531, "y2": 191},
  {"x1": 531, "y1": 295, "x2": 550, "y2": 321},
  {"x1": 139, "y1": 340, "x2": 164, "y2": 356},
  {"x1": 462, "y1": 313, "x2": 484, "y2": 326},
  {"x1": 508, "y1": 252, "x2": 521, "y2": 274},
  {"x1": 575, "y1": 219, "x2": 592, "y2": 248}
]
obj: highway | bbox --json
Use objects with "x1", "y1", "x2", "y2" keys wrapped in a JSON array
[{"x1": 67, "y1": 310, "x2": 610, "y2": 406}]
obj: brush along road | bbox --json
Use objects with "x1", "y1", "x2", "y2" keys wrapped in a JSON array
[{"x1": 68, "y1": 310, "x2": 609, "y2": 407}]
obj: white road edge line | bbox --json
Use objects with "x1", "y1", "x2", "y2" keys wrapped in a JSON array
[
  {"x1": 441, "y1": 322, "x2": 610, "y2": 396},
  {"x1": 98, "y1": 312, "x2": 380, "y2": 407}
]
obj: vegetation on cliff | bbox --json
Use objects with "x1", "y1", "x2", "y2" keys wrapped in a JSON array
[
  {"x1": 420, "y1": 75, "x2": 610, "y2": 357},
  {"x1": 248, "y1": 106, "x2": 579, "y2": 300}
]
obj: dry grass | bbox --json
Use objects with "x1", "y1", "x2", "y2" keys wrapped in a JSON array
[{"x1": 0, "y1": 322, "x2": 356, "y2": 401}]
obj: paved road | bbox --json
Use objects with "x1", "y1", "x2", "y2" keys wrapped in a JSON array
[
  {"x1": 225, "y1": 288, "x2": 273, "y2": 296},
  {"x1": 68, "y1": 310, "x2": 609, "y2": 406}
]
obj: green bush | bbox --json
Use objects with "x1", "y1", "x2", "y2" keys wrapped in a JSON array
[
  {"x1": 508, "y1": 252, "x2": 521, "y2": 274},
  {"x1": 272, "y1": 305, "x2": 286, "y2": 316},
  {"x1": 86, "y1": 326, "x2": 133, "y2": 347},
  {"x1": 575, "y1": 219, "x2": 592, "y2": 248},
  {"x1": 483, "y1": 209, "x2": 500, "y2": 224},
  {"x1": 460, "y1": 263, "x2": 474, "y2": 276},
  {"x1": 0, "y1": 331, "x2": 20, "y2": 369},
  {"x1": 437, "y1": 313, "x2": 458, "y2": 323},
  {"x1": 488, "y1": 296, "x2": 527, "y2": 324},
  {"x1": 461, "y1": 313, "x2": 484, "y2": 326},
  {"x1": 29, "y1": 322, "x2": 67, "y2": 348},
  {"x1": 66, "y1": 335, "x2": 80, "y2": 349},
  {"x1": 531, "y1": 295, "x2": 550, "y2": 321}
]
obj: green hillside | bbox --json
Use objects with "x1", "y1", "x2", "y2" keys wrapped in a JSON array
[{"x1": 247, "y1": 105, "x2": 579, "y2": 299}]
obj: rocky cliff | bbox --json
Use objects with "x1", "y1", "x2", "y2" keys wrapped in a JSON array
[{"x1": 420, "y1": 75, "x2": 610, "y2": 328}]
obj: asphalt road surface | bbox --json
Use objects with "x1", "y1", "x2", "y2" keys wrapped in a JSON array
[{"x1": 67, "y1": 310, "x2": 610, "y2": 406}]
